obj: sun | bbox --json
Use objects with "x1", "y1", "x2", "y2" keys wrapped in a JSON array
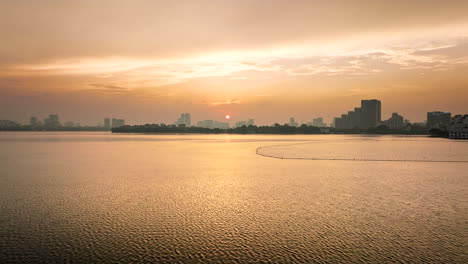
[{"x1": 225, "y1": 114, "x2": 230, "y2": 120}]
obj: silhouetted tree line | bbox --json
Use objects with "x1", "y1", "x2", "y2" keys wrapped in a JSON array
[
  {"x1": 1, "y1": 122, "x2": 430, "y2": 135},
  {"x1": 113, "y1": 123, "x2": 427, "y2": 135},
  {"x1": 112, "y1": 124, "x2": 323, "y2": 134}
]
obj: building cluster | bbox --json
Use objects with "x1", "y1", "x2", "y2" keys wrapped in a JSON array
[
  {"x1": 307, "y1": 117, "x2": 325, "y2": 127},
  {"x1": 334, "y1": 99, "x2": 383, "y2": 129},
  {"x1": 27, "y1": 115, "x2": 126, "y2": 129},
  {"x1": 381, "y1": 113, "x2": 405, "y2": 129},
  {"x1": 427, "y1": 111, "x2": 468, "y2": 139},
  {"x1": 174, "y1": 113, "x2": 191, "y2": 127},
  {"x1": 427, "y1": 111, "x2": 451, "y2": 130},
  {"x1": 27, "y1": 114, "x2": 62, "y2": 128},
  {"x1": 27, "y1": 114, "x2": 63, "y2": 128},
  {"x1": 426, "y1": 111, "x2": 468, "y2": 139},
  {"x1": 331, "y1": 99, "x2": 415, "y2": 130},
  {"x1": 28, "y1": 115, "x2": 126, "y2": 129},
  {"x1": 285, "y1": 117, "x2": 327, "y2": 127},
  {"x1": 197, "y1": 120, "x2": 229, "y2": 129},
  {"x1": 1, "y1": 114, "x2": 125, "y2": 130}
]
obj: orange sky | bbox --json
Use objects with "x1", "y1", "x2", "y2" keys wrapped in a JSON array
[{"x1": 1, "y1": 0, "x2": 468, "y2": 125}]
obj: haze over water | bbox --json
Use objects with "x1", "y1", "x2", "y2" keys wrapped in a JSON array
[{"x1": 1, "y1": 132, "x2": 467, "y2": 263}]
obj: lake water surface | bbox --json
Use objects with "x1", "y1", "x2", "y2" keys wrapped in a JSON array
[{"x1": 1, "y1": 132, "x2": 467, "y2": 263}]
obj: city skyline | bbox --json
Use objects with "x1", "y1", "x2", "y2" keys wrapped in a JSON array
[
  {"x1": 4, "y1": 106, "x2": 465, "y2": 128},
  {"x1": 3, "y1": 103, "x2": 461, "y2": 130},
  {"x1": 2, "y1": 102, "x2": 466, "y2": 127},
  {"x1": 1, "y1": 0, "x2": 468, "y2": 125}
]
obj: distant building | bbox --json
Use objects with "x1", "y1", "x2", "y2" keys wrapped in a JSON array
[
  {"x1": 175, "y1": 113, "x2": 191, "y2": 127},
  {"x1": 43, "y1": 114, "x2": 61, "y2": 128},
  {"x1": 197, "y1": 120, "x2": 213, "y2": 128},
  {"x1": 311, "y1": 117, "x2": 325, "y2": 127},
  {"x1": 382, "y1": 113, "x2": 405, "y2": 129},
  {"x1": 333, "y1": 117, "x2": 341, "y2": 129},
  {"x1": 448, "y1": 115, "x2": 468, "y2": 139},
  {"x1": 334, "y1": 114, "x2": 350, "y2": 129},
  {"x1": 112, "y1": 118, "x2": 125, "y2": 128},
  {"x1": 104, "y1": 118, "x2": 111, "y2": 129},
  {"x1": 289, "y1": 117, "x2": 298, "y2": 127},
  {"x1": 427, "y1": 111, "x2": 451, "y2": 130},
  {"x1": 30, "y1": 116, "x2": 38, "y2": 126},
  {"x1": 247, "y1": 119, "x2": 255, "y2": 126}
]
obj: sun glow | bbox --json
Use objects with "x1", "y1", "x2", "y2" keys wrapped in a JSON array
[{"x1": 225, "y1": 115, "x2": 230, "y2": 120}]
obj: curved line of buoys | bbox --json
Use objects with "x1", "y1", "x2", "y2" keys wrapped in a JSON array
[{"x1": 255, "y1": 143, "x2": 468, "y2": 163}]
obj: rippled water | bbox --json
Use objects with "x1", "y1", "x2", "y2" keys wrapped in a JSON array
[{"x1": 1, "y1": 132, "x2": 467, "y2": 263}]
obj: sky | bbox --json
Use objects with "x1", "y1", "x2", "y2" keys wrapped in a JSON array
[{"x1": 1, "y1": 0, "x2": 468, "y2": 125}]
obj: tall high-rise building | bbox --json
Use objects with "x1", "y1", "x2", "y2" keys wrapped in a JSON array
[
  {"x1": 361, "y1": 99, "x2": 381, "y2": 128},
  {"x1": 427, "y1": 111, "x2": 451, "y2": 129},
  {"x1": 104, "y1": 118, "x2": 111, "y2": 129},
  {"x1": 183, "y1": 113, "x2": 191, "y2": 127}
]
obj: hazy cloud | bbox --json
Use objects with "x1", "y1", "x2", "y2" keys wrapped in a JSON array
[
  {"x1": 1, "y1": 0, "x2": 468, "y2": 65},
  {"x1": 89, "y1": 84, "x2": 128, "y2": 90},
  {"x1": 208, "y1": 99, "x2": 242, "y2": 106}
]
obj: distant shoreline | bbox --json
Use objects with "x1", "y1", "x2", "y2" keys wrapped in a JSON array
[
  {"x1": 0, "y1": 124, "x2": 437, "y2": 136},
  {"x1": 110, "y1": 124, "x2": 430, "y2": 136}
]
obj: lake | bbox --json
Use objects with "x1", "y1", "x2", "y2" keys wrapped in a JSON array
[{"x1": 1, "y1": 132, "x2": 467, "y2": 263}]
